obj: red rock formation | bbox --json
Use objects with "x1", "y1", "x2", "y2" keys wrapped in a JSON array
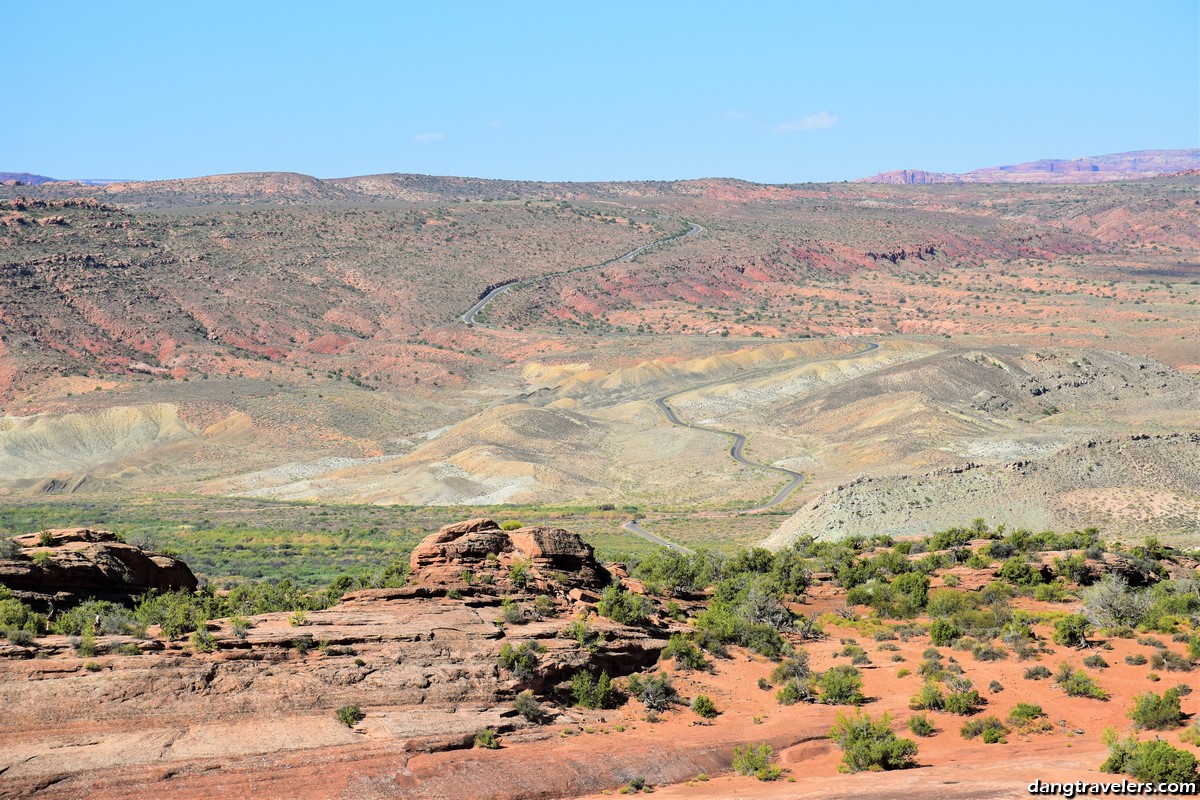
[
  {"x1": 409, "y1": 518, "x2": 611, "y2": 591},
  {"x1": 0, "y1": 528, "x2": 196, "y2": 606}
]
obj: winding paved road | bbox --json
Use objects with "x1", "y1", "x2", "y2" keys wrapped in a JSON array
[
  {"x1": 624, "y1": 340, "x2": 880, "y2": 552},
  {"x1": 456, "y1": 217, "x2": 882, "y2": 553},
  {"x1": 461, "y1": 222, "x2": 703, "y2": 326}
]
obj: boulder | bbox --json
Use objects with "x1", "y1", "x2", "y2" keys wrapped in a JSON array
[
  {"x1": 0, "y1": 528, "x2": 197, "y2": 607},
  {"x1": 409, "y1": 518, "x2": 609, "y2": 591}
]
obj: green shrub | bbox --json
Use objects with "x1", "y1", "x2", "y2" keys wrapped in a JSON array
[
  {"x1": 829, "y1": 710, "x2": 918, "y2": 772},
  {"x1": 662, "y1": 634, "x2": 708, "y2": 671},
  {"x1": 571, "y1": 670, "x2": 618, "y2": 709},
  {"x1": 474, "y1": 728, "x2": 500, "y2": 749},
  {"x1": 770, "y1": 652, "x2": 811, "y2": 684},
  {"x1": 929, "y1": 619, "x2": 961, "y2": 646},
  {"x1": 776, "y1": 678, "x2": 817, "y2": 705},
  {"x1": 507, "y1": 560, "x2": 531, "y2": 588},
  {"x1": 597, "y1": 584, "x2": 651, "y2": 625},
  {"x1": 498, "y1": 641, "x2": 544, "y2": 680},
  {"x1": 500, "y1": 598, "x2": 525, "y2": 624},
  {"x1": 230, "y1": 614, "x2": 252, "y2": 639},
  {"x1": 513, "y1": 689, "x2": 544, "y2": 723},
  {"x1": 118, "y1": 642, "x2": 141, "y2": 656},
  {"x1": 500, "y1": 520, "x2": 523, "y2": 531},
  {"x1": 1083, "y1": 654, "x2": 1109, "y2": 669},
  {"x1": 0, "y1": 598, "x2": 45, "y2": 638},
  {"x1": 692, "y1": 694, "x2": 718, "y2": 718},
  {"x1": 961, "y1": 715, "x2": 1009, "y2": 743},
  {"x1": 190, "y1": 626, "x2": 217, "y2": 653},
  {"x1": 1052, "y1": 614, "x2": 1090, "y2": 647},
  {"x1": 1126, "y1": 653, "x2": 1148, "y2": 666},
  {"x1": 1102, "y1": 733, "x2": 1198, "y2": 783},
  {"x1": 77, "y1": 623, "x2": 98, "y2": 657},
  {"x1": 1055, "y1": 663, "x2": 1109, "y2": 699},
  {"x1": 1008, "y1": 703, "x2": 1046, "y2": 725},
  {"x1": 1149, "y1": 649, "x2": 1192, "y2": 672},
  {"x1": 908, "y1": 682, "x2": 945, "y2": 711},
  {"x1": 288, "y1": 610, "x2": 307, "y2": 627},
  {"x1": 818, "y1": 665, "x2": 865, "y2": 705},
  {"x1": 732, "y1": 743, "x2": 781, "y2": 781},
  {"x1": 627, "y1": 672, "x2": 678, "y2": 712},
  {"x1": 336, "y1": 705, "x2": 365, "y2": 727},
  {"x1": 944, "y1": 687, "x2": 985, "y2": 715},
  {"x1": 988, "y1": 680, "x2": 1003, "y2": 693},
  {"x1": 1129, "y1": 689, "x2": 1184, "y2": 730},
  {"x1": 908, "y1": 713, "x2": 936, "y2": 737}
]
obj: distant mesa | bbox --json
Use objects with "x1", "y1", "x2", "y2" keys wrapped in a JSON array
[
  {"x1": 0, "y1": 172, "x2": 57, "y2": 186},
  {"x1": 857, "y1": 149, "x2": 1200, "y2": 184}
]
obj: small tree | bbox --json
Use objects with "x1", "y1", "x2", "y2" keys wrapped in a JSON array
[
  {"x1": 1052, "y1": 614, "x2": 1091, "y2": 648},
  {"x1": 513, "y1": 690, "x2": 544, "y2": 723}
]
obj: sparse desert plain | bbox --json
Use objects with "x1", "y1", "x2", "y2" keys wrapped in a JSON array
[{"x1": 1, "y1": 161, "x2": 1199, "y2": 798}]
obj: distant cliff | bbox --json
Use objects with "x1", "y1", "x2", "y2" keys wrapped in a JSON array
[{"x1": 858, "y1": 149, "x2": 1200, "y2": 184}]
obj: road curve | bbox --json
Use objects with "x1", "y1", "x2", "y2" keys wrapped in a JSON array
[
  {"x1": 622, "y1": 519, "x2": 695, "y2": 555},
  {"x1": 652, "y1": 340, "x2": 880, "y2": 513},
  {"x1": 462, "y1": 222, "x2": 703, "y2": 326}
]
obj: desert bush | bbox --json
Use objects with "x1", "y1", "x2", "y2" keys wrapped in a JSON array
[
  {"x1": 1129, "y1": 689, "x2": 1184, "y2": 730},
  {"x1": 0, "y1": 597, "x2": 45, "y2": 638},
  {"x1": 776, "y1": 677, "x2": 818, "y2": 705},
  {"x1": 1052, "y1": 614, "x2": 1091, "y2": 647},
  {"x1": 532, "y1": 595, "x2": 557, "y2": 620},
  {"x1": 818, "y1": 665, "x2": 865, "y2": 705},
  {"x1": 500, "y1": 520, "x2": 523, "y2": 531},
  {"x1": 1149, "y1": 649, "x2": 1192, "y2": 672},
  {"x1": 1055, "y1": 664, "x2": 1109, "y2": 700},
  {"x1": 1102, "y1": 732, "x2": 1198, "y2": 783},
  {"x1": 944, "y1": 686, "x2": 985, "y2": 715},
  {"x1": 571, "y1": 670, "x2": 618, "y2": 709},
  {"x1": 118, "y1": 642, "x2": 141, "y2": 656},
  {"x1": 770, "y1": 652, "x2": 810, "y2": 684},
  {"x1": 929, "y1": 619, "x2": 961, "y2": 646},
  {"x1": 908, "y1": 713, "x2": 936, "y2": 736},
  {"x1": 474, "y1": 728, "x2": 500, "y2": 749},
  {"x1": 988, "y1": 680, "x2": 1004, "y2": 693},
  {"x1": 190, "y1": 625, "x2": 216, "y2": 653},
  {"x1": 961, "y1": 715, "x2": 1009, "y2": 743},
  {"x1": 829, "y1": 710, "x2": 918, "y2": 772},
  {"x1": 500, "y1": 598, "x2": 526, "y2": 625},
  {"x1": 288, "y1": 610, "x2": 307, "y2": 627},
  {"x1": 908, "y1": 682, "x2": 945, "y2": 711},
  {"x1": 597, "y1": 584, "x2": 652, "y2": 625},
  {"x1": 498, "y1": 641, "x2": 544, "y2": 680},
  {"x1": 1083, "y1": 574, "x2": 1150, "y2": 629},
  {"x1": 507, "y1": 560, "x2": 530, "y2": 588},
  {"x1": 627, "y1": 672, "x2": 678, "y2": 712},
  {"x1": 1083, "y1": 654, "x2": 1109, "y2": 669},
  {"x1": 1024, "y1": 665, "x2": 1052, "y2": 680},
  {"x1": 336, "y1": 705, "x2": 365, "y2": 727},
  {"x1": 662, "y1": 634, "x2": 708, "y2": 671},
  {"x1": 732, "y1": 743, "x2": 781, "y2": 781},
  {"x1": 1126, "y1": 653, "x2": 1148, "y2": 666},
  {"x1": 1008, "y1": 703, "x2": 1046, "y2": 725},
  {"x1": 692, "y1": 694, "x2": 718, "y2": 718},
  {"x1": 513, "y1": 690, "x2": 544, "y2": 723}
]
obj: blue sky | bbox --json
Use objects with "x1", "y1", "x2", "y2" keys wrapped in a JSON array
[{"x1": 9, "y1": 1, "x2": 1198, "y2": 182}]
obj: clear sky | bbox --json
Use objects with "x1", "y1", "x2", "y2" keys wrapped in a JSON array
[{"x1": 8, "y1": 0, "x2": 1199, "y2": 182}]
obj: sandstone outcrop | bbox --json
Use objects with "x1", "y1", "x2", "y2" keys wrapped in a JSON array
[
  {"x1": 409, "y1": 518, "x2": 611, "y2": 591},
  {"x1": 0, "y1": 528, "x2": 197, "y2": 607}
]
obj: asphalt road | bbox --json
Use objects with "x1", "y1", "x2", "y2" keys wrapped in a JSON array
[
  {"x1": 624, "y1": 340, "x2": 881, "y2": 552},
  {"x1": 461, "y1": 222, "x2": 702, "y2": 326}
]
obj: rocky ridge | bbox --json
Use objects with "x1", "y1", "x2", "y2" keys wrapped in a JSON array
[{"x1": 1, "y1": 527, "x2": 196, "y2": 607}]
